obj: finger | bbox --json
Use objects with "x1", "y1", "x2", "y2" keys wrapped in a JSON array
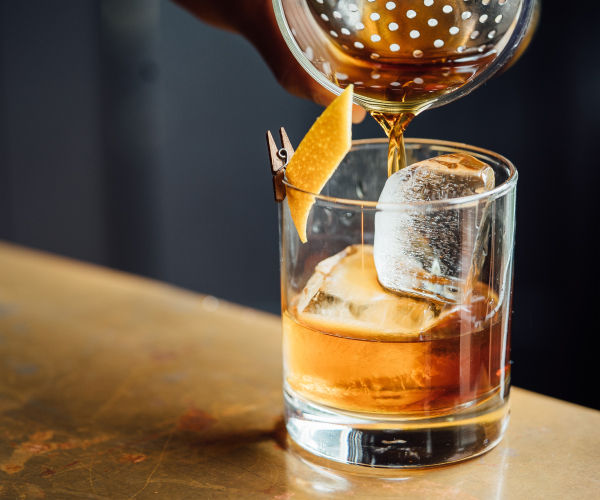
[
  {"x1": 352, "y1": 105, "x2": 367, "y2": 123},
  {"x1": 243, "y1": 5, "x2": 367, "y2": 123}
]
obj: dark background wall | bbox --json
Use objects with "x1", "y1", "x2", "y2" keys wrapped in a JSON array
[{"x1": 0, "y1": 1, "x2": 598, "y2": 409}]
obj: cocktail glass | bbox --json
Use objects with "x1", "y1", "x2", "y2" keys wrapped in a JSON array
[{"x1": 279, "y1": 138, "x2": 517, "y2": 467}]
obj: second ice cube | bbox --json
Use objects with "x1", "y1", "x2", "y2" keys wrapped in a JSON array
[{"x1": 374, "y1": 153, "x2": 495, "y2": 303}]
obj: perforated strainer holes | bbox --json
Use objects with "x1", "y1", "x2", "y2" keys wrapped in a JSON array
[{"x1": 306, "y1": 0, "x2": 521, "y2": 67}]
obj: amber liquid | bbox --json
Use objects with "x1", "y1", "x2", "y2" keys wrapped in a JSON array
[
  {"x1": 371, "y1": 111, "x2": 415, "y2": 175},
  {"x1": 332, "y1": 53, "x2": 497, "y2": 108},
  {"x1": 352, "y1": 53, "x2": 496, "y2": 176},
  {"x1": 332, "y1": 48, "x2": 497, "y2": 175},
  {"x1": 283, "y1": 250, "x2": 509, "y2": 416}
]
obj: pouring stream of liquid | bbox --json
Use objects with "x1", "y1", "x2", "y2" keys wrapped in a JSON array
[{"x1": 370, "y1": 112, "x2": 416, "y2": 177}]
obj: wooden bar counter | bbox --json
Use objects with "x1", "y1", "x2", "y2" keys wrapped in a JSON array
[{"x1": 0, "y1": 242, "x2": 598, "y2": 499}]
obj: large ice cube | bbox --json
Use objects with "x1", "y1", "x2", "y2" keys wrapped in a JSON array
[
  {"x1": 374, "y1": 153, "x2": 494, "y2": 304},
  {"x1": 295, "y1": 244, "x2": 450, "y2": 337}
]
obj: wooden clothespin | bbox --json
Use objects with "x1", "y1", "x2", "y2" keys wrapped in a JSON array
[{"x1": 266, "y1": 127, "x2": 294, "y2": 202}]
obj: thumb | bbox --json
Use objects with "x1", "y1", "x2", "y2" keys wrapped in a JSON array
[{"x1": 352, "y1": 104, "x2": 367, "y2": 124}]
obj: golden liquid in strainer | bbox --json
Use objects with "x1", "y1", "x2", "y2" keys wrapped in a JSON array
[
  {"x1": 328, "y1": 48, "x2": 496, "y2": 174},
  {"x1": 308, "y1": 3, "x2": 501, "y2": 174}
]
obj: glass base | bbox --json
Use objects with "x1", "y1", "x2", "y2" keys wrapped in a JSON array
[{"x1": 284, "y1": 386, "x2": 510, "y2": 468}]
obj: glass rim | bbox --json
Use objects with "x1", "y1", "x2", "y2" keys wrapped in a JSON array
[{"x1": 283, "y1": 137, "x2": 518, "y2": 210}]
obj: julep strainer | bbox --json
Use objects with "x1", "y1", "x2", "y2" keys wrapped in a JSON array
[{"x1": 273, "y1": 0, "x2": 539, "y2": 113}]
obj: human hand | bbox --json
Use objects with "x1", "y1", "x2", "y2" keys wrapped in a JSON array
[{"x1": 173, "y1": 0, "x2": 366, "y2": 123}]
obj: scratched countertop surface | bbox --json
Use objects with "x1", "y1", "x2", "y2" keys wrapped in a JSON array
[{"x1": 0, "y1": 242, "x2": 598, "y2": 499}]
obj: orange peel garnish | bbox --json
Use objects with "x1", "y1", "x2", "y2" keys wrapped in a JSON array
[{"x1": 285, "y1": 85, "x2": 354, "y2": 243}]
